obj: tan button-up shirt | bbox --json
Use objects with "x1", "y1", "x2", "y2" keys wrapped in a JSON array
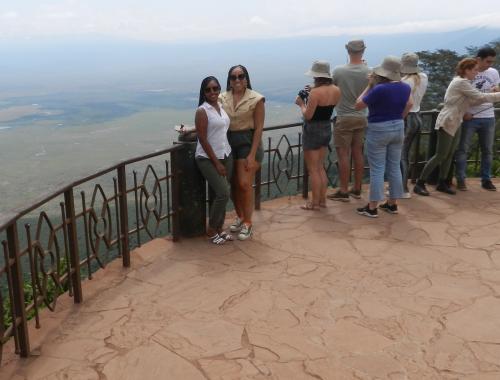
[
  {"x1": 436, "y1": 77, "x2": 500, "y2": 136},
  {"x1": 219, "y1": 89, "x2": 265, "y2": 131}
]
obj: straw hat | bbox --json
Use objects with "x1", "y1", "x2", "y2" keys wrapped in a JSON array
[
  {"x1": 400, "y1": 52, "x2": 421, "y2": 74},
  {"x1": 373, "y1": 56, "x2": 402, "y2": 81},
  {"x1": 305, "y1": 60, "x2": 332, "y2": 79}
]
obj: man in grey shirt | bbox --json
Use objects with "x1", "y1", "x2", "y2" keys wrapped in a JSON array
[{"x1": 328, "y1": 40, "x2": 370, "y2": 201}]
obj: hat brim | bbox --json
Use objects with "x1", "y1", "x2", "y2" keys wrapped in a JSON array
[
  {"x1": 400, "y1": 65, "x2": 420, "y2": 74},
  {"x1": 345, "y1": 44, "x2": 366, "y2": 53},
  {"x1": 305, "y1": 70, "x2": 332, "y2": 79},
  {"x1": 373, "y1": 66, "x2": 400, "y2": 81}
]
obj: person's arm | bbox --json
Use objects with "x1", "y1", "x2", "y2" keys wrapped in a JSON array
[
  {"x1": 297, "y1": 90, "x2": 319, "y2": 121},
  {"x1": 460, "y1": 80, "x2": 500, "y2": 106},
  {"x1": 246, "y1": 98, "x2": 265, "y2": 171},
  {"x1": 195, "y1": 108, "x2": 226, "y2": 176},
  {"x1": 402, "y1": 97, "x2": 414, "y2": 118},
  {"x1": 355, "y1": 74, "x2": 375, "y2": 110}
]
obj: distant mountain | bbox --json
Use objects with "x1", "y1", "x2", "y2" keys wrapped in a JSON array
[{"x1": 0, "y1": 27, "x2": 498, "y2": 101}]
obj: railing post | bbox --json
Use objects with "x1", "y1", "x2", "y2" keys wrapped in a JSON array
[
  {"x1": 63, "y1": 189, "x2": 83, "y2": 302},
  {"x1": 6, "y1": 223, "x2": 30, "y2": 357},
  {"x1": 170, "y1": 147, "x2": 182, "y2": 242},
  {"x1": 117, "y1": 165, "x2": 130, "y2": 267},
  {"x1": 427, "y1": 110, "x2": 439, "y2": 185},
  {"x1": 302, "y1": 163, "x2": 309, "y2": 199},
  {"x1": 255, "y1": 168, "x2": 262, "y2": 210}
]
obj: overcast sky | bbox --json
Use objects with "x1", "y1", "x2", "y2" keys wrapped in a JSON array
[{"x1": 1, "y1": 1, "x2": 500, "y2": 42}]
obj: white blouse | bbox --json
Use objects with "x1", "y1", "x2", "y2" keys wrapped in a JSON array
[{"x1": 195, "y1": 102, "x2": 231, "y2": 159}]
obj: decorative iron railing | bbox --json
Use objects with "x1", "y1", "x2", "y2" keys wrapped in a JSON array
[{"x1": 0, "y1": 108, "x2": 499, "y2": 364}]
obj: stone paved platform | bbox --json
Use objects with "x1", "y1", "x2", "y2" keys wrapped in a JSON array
[{"x1": 2, "y1": 179, "x2": 500, "y2": 379}]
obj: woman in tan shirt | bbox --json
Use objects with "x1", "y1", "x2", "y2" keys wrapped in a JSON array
[
  {"x1": 219, "y1": 65, "x2": 265, "y2": 240},
  {"x1": 414, "y1": 58, "x2": 500, "y2": 196}
]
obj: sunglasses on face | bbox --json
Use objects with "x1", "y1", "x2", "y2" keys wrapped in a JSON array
[
  {"x1": 204, "y1": 86, "x2": 220, "y2": 94},
  {"x1": 229, "y1": 74, "x2": 246, "y2": 81}
]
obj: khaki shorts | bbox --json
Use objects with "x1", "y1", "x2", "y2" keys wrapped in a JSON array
[{"x1": 334, "y1": 116, "x2": 367, "y2": 148}]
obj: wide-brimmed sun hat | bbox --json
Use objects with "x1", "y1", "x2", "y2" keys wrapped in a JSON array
[
  {"x1": 400, "y1": 52, "x2": 421, "y2": 74},
  {"x1": 373, "y1": 56, "x2": 402, "y2": 81},
  {"x1": 305, "y1": 60, "x2": 332, "y2": 79},
  {"x1": 345, "y1": 39, "x2": 366, "y2": 53}
]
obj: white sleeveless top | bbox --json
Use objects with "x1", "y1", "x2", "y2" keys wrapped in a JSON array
[{"x1": 195, "y1": 102, "x2": 231, "y2": 159}]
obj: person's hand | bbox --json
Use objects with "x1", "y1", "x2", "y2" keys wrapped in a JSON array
[
  {"x1": 295, "y1": 96, "x2": 304, "y2": 106},
  {"x1": 245, "y1": 156, "x2": 257, "y2": 172},
  {"x1": 215, "y1": 161, "x2": 227, "y2": 177},
  {"x1": 463, "y1": 112, "x2": 473, "y2": 121}
]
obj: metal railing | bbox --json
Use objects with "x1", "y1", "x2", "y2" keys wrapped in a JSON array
[{"x1": 1, "y1": 108, "x2": 499, "y2": 364}]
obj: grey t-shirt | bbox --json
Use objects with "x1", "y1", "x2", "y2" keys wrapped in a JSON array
[{"x1": 332, "y1": 63, "x2": 370, "y2": 117}]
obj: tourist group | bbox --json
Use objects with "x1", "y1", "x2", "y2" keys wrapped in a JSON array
[{"x1": 193, "y1": 40, "x2": 500, "y2": 244}]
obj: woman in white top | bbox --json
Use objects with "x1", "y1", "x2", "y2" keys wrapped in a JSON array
[
  {"x1": 400, "y1": 52, "x2": 428, "y2": 197},
  {"x1": 195, "y1": 76, "x2": 233, "y2": 245},
  {"x1": 414, "y1": 58, "x2": 500, "y2": 196}
]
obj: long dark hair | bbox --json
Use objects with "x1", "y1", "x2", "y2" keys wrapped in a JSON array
[
  {"x1": 226, "y1": 65, "x2": 253, "y2": 91},
  {"x1": 198, "y1": 76, "x2": 221, "y2": 106}
]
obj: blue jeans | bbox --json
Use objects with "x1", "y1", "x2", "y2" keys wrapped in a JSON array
[
  {"x1": 455, "y1": 118, "x2": 496, "y2": 181},
  {"x1": 366, "y1": 120, "x2": 404, "y2": 202}
]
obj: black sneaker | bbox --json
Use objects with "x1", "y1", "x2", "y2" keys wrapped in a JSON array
[
  {"x1": 482, "y1": 180, "x2": 497, "y2": 191},
  {"x1": 356, "y1": 204, "x2": 378, "y2": 218},
  {"x1": 327, "y1": 190, "x2": 350, "y2": 202},
  {"x1": 379, "y1": 202, "x2": 398, "y2": 214},
  {"x1": 456, "y1": 179, "x2": 467, "y2": 191},
  {"x1": 436, "y1": 180, "x2": 456, "y2": 195},
  {"x1": 413, "y1": 182, "x2": 429, "y2": 196},
  {"x1": 349, "y1": 188, "x2": 362, "y2": 199}
]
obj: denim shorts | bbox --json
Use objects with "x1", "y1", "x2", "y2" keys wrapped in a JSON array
[
  {"x1": 302, "y1": 120, "x2": 332, "y2": 150},
  {"x1": 227, "y1": 130, "x2": 264, "y2": 162}
]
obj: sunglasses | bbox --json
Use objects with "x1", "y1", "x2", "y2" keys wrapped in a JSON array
[
  {"x1": 229, "y1": 74, "x2": 246, "y2": 81},
  {"x1": 204, "y1": 86, "x2": 220, "y2": 94}
]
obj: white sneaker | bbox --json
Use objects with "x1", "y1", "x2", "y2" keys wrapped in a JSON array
[
  {"x1": 238, "y1": 224, "x2": 253, "y2": 241},
  {"x1": 401, "y1": 192, "x2": 412, "y2": 199},
  {"x1": 230, "y1": 217, "x2": 243, "y2": 232}
]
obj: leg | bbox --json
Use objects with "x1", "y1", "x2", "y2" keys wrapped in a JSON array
[
  {"x1": 351, "y1": 127, "x2": 365, "y2": 192},
  {"x1": 365, "y1": 128, "x2": 388, "y2": 206},
  {"x1": 454, "y1": 120, "x2": 476, "y2": 182},
  {"x1": 233, "y1": 159, "x2": 259, "y2": 225},
  {"x1": 335, "y1": 146, "x2": 351, "y2": 193},
  {"x1": 231, "y1": 163, "x2": 244, "y2": 219},
  {"x1": 439, "y1": 127, "x2": 462, "y2": 180},
  {"x1": 419, "y1": 129, "x2": 455, "y2": 181},
  {"x1": 386, "y1": 127, "x2": 404, "y2": 204},
  {"x1": 196, "y1": 158, "x2": 231, "y2": 236},
  {"x1": 401, "y1": 113, "x2": 421, "y2": 192},
  {"x1": 304, "y1": 149, "x2": 322, "y2": 207},
  {"x1": 476, "y1": 118, "x2": 495, "y2": 181}
]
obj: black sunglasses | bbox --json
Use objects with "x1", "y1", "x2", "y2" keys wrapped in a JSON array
[
  {"x1": 229, "y1": 74, "x2": 246, "y2": 81},
  {"x1": 204, "y1": 86, "x2": 220, "y2": 93}
]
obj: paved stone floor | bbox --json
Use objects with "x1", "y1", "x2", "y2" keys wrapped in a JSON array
[{"x1": 2, "y1": 179, "x2": 500, "y2": 379}]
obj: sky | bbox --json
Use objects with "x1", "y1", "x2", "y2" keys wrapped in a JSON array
[{"x1": 1, "y1": 0, "x2": 500, "y2": 42}]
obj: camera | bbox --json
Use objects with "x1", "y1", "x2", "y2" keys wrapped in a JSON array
[{"x1": 298, "y1": 89, "x2": 309, "y2": 102}]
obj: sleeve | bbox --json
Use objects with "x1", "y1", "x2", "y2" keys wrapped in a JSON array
[
  {"x1": 331, "y1": 67, "x2": 339, "y2": 85},
  {"x1": 460, "y1": 80, "x2": 500, "y2": 106},
  {"x1": 362, "y1": 86, "x2": 380, "y2": 106},
  {"x1": 250, "y1": 91, "x2": 265, "y2": 110},
  {"x1": 494, "y1": 69, "x2": 500, "y2": 86}
]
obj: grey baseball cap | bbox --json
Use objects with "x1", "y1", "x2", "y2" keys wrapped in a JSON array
[{"x1": 345, "y1": 39, "x2": 366, "y2": 52}]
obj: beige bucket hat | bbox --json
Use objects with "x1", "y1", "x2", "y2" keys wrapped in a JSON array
[
  {"x1": 373, "y1": 56, "x2": 402, "y2": 81},
  {"x1": 400, "y1": 52, "x2": 421, "y2": 74},
  {"x1": 305, "y1": 60, "x2": 332, "y2": 79}
]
